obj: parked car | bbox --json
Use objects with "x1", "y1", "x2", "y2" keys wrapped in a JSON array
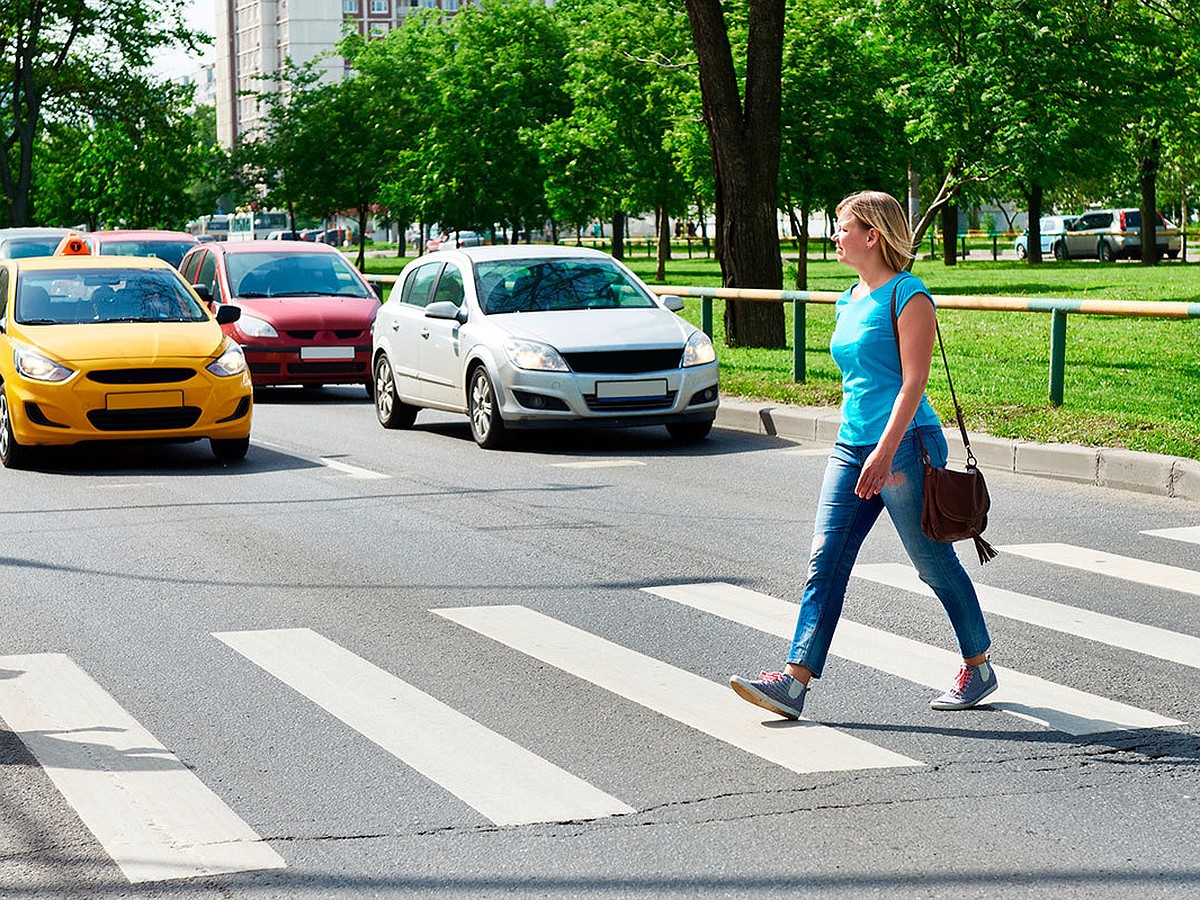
[
  {"x1": 265, "y1": 230, "x2": 303, "y2": 241},
  {"x1": 81, "y1": 229, "x2": 198, "y2": 270},
  {"x1": 1014, "y1": 216, "x2": 1073, "y2": 260},
  {"x1": 0, "y1": 227, "x2": 73, "y2": 259},
  {"x1": 178, "y1": 240, "x2": 380, "y2": 393},
  {"x1": 0, "y1": 241, "x2": 252, "y2": 467},
  {"x1": 453, "y1": 230, "x2": 485, "y2": 248},
  {"x1": 1061, "y1": 209, "x2": 1181, "y2": 261},
  {"x1": 371, "y1": 245, "x2": 719, "y2": 448}
]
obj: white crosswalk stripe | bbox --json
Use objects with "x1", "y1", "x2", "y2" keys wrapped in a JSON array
[
  {"x1": 434, "y1": 604, "x2": 921, "y2": 775},
  {"x1": 1142, "y1": 525, "x2": 1200, "y2": 546},
  {"x1": 0, "y1": 653, "x2": 285, "y2": 884},
  {"x1": 853, "y1": 563, "x2": 1200, "y2": 671},
  {"x1": 1000, "y1": 543, "x2": 1200, "y2": 597},
  {"x1": 641, "y1": 582, "x2": 1183, "y2": 735},
  {"x1": 213, "y1": 627, "x2": 635, "y2": 826}
]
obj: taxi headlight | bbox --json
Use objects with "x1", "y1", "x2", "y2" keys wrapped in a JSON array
[
  {"x1": 682, "y1": 331, "x2": 716, "y2": 367},
  {"x1": 504, "y1": 338, "x2": 569, "y2": 372},
  {"x1": 207, "y1": 342, "x2": 247, "y2": 377},
  {"x1": 14, "y1": 345, "x2": 74, "y2": 382},
  {"x1": 237, "y1": 314, "x2": 277, "y2": 338}
]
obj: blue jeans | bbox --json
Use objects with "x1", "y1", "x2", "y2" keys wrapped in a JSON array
[{"x1": 787, "y1": 425, "x2": 991, "y2": 677}]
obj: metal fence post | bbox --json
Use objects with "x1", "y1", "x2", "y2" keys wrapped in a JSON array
[
  {"x1": 793, "y1": 298, "x2": 806, "y2": 382},
  {"x1": 1049, "y1": 309, "x2": 1067, "y2": 406},
  {"x1": 701, "y1": 297, "x2": 713, "y2": 338}
]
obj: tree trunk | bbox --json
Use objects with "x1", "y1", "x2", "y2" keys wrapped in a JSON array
[
  {"x1": 656, "y1": 205, "x2": 670, "y2": 281},
  {"x1": 941, "y1": 202, "x2": 957, "y2": 266},
  {"x1": 1027, "y1": 185, "x2": 1044, "y2": 265},
  {"x1": 356, "y1": 206, "x2": 368, "y2": 270},
  {"x1": 683, "y1": 0, "x2": 785, "y2": 348},
  {"x1": 1139, "y1": 137, "x2": 1162, "y2": 265},
  {"x1": 612, "y1": 210, "x2": 626, "y2": 260}
]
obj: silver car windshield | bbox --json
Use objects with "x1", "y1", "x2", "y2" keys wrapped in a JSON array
[
  {"x1": 227, "y1": 251, "x2": 373, "y2": 299},
  {"x1": 15, "y1": 269, "x2": 210, "y2": 324},
  {"x1": 476, "y1": 258, "x2": 656, "y2": 314}
]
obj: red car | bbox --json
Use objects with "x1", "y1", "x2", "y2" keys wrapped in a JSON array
[
  {"x1": 178, "y1": 241, "x2": 380, "y2": 392},
  {"x1": 82, "y1": 229, "x2": 199, "y2": 270}
]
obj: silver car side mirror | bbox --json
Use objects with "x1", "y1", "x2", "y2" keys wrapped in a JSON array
[{"x1": 661, "y1": 295, "x2": 684, "y2": 312}]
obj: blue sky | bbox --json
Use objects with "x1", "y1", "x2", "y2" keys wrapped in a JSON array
[{"x1": 155, "y1": 0, "x2": 215, "y2": 80}]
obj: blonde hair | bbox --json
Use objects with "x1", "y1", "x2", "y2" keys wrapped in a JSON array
[{"x1": 836, "y1": 190, "x2": 915, "y2": 273}]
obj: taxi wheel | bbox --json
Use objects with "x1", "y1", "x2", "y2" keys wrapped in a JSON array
[
  {"x1": 374, "y1": 355, "x2": 417, "y2": 429},
  {"x1": 468, "y1": 366, "x2": 507, "y2": 449},
  {"x1": 210, "y1": 437, "x2": 250, "y2": 462},
  {"x1": 0, "y1": 387, "x2": 31, "y2": 469}
]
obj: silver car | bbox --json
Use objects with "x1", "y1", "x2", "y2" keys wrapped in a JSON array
[{"x1": 371, "y1": 245, "x2": 719, "y2": 448}]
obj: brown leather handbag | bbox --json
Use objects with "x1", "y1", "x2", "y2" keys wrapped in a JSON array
[{"x1": 891, "y1": 278, "x2": 998, "y2": 565}]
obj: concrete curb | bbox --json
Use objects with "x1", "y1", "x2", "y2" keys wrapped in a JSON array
[{"x1": 715, "y1": 398, "x2": 1200, "y2": 502}]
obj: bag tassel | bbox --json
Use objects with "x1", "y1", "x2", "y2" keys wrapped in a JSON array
[{"x1": 973, "y1": 535, "x2": 998, "y2": 566}]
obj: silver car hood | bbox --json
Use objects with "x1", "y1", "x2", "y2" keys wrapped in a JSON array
[{"x1": 491, "y1": 308, "x2": 691, "y2": 352}]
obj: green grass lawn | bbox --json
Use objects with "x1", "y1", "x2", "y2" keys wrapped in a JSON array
[{"x1": 361, "y1": 251, "x2": 1200, "y2": 459}]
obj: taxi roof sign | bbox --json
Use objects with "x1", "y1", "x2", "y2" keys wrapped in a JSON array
[{"x1": 55, "y1": 233, "x2": 90, "y2": 256}]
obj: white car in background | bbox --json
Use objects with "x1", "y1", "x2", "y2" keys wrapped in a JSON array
[{"x1": 371, "y1": 245, "x2": 719, "y2": 448}]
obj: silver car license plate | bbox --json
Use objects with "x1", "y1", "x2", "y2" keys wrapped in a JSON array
[{"x1": 595, "y1": 379, "x2": 667, "y2": 399}]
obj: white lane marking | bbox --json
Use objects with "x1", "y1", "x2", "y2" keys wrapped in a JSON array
[
  {"x1": 434, "y1": 605, "x2": 919, "y2": 775},
  {"x1": 1143, "y1": 526, "x2": 1200, "y2": 546},
  {"x1": 1001, "y1": 543, "x2": 1200, "y2": 597},
  {"x1": 250, "y1": 439, "x2": 390, "y2": 480},
  {"x1": 782, "y1": 447, "x2": 831, "y2": 457},
  {"x1": 317, "y1": 458, "x2": 390, "y2": 480},
  {"x1": 855, "y1": 563, "x2": 1200, "y2": 671},
  {"x1": 642, "y1": 583, "x2": 1182, "y2": 735},
  {"x1": 0, "y1": 654, "x2": 285, "y2": 884},
  {"x1": 549, "y1": 460, "x2": 647, "y2": 469},
  {"x1": 213, "y1": 628, "x2": 632, "y2": 826}
]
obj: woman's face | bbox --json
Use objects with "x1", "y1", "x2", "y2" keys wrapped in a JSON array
[{"x1": 832, "y1": 212, "x2": 876, "y2": 267}]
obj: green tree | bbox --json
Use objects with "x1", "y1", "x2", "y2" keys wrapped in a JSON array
[
  {"x1": 682, "y1": 0, "x2": 787, "y2": 347},
  {"x1": 35, "y1": 79, "x2": 221, "y2": 229},
  {"x1": 1, "y1": 0, "x2": 206, "y2": 225}
]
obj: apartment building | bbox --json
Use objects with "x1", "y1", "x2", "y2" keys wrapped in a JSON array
[{"x1": 215, "y1": 0, "x2": 460, "y2": 148}]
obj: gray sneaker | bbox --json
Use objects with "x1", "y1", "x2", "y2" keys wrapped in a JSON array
[
  {"x1": 729, "y1": 671, "x2": 808, "y2": 720},
  {"x1": 930, "y1": 659, "x2": 999, "y2": 710}
]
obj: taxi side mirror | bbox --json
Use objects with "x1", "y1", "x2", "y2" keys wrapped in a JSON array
[{"x1": 215, "y1": 305, "x2": 241, "y2": 325}]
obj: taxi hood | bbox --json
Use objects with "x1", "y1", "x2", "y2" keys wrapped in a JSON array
[{"x1": 13, "y1": 321, "x2": 228, "y2": 363}]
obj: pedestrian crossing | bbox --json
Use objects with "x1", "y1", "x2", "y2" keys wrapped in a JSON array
[{"x1": 2, "y1": 534, "x2": 1198, "y2": 884}]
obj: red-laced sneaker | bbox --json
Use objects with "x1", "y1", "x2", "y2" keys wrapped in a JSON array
[
  {"x1": 930, "y1": 659, "x2": 999, "y2": 710},
  {"x1": 729, "y1": 670, "x2": 809, "y2": 720}
]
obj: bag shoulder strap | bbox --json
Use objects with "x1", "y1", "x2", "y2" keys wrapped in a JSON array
[{"x1": 890, "y1": 273, "x2": 976, "y2": 467}]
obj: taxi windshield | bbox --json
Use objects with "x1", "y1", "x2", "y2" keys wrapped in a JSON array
[
  {"x1": 226, "y1": 252, "x2": 373, "y2": 299},
  {"x1": 475, "y1": 258, "x2": 656, "y2": 314},
  {"x1": 15, "y1": 269, "x2": 209, "y2": 325}
]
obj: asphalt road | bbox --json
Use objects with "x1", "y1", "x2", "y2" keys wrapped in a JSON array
[{"x1": 2, "y1": 386, "x2": 1199, "y2": 899}]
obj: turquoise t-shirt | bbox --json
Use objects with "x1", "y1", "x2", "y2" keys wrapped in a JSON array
[{"x1": 830, "y1": 271, "x2": 941, "y2": 446}]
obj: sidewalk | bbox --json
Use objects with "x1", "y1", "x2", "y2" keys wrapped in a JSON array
[{"x1": 715, "y1": 397, "x2": 1200, "y2": 502}]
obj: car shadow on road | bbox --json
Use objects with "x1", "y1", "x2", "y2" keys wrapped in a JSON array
[
  {"x1": 412, "y1": 419, "x2": 801, "y2": 459},
  {"x1": 19, "y1": 441, "x2": 321, "y2": 477}
]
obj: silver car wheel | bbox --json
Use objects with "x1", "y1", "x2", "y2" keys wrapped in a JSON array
[
  {"x1": 376, "y1": 360, "x2": 394, "y2": 421},
  {"x1": 0, "y1": 392, "x2": 10, "y2": 459},
  {"x1": 470, "y1": 369, "x2": 493, "y2": 439}
]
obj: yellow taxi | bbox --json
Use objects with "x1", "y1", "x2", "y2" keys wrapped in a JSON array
[{"x1": 0, "y1": 237, "x2": 253, "y2": 468}]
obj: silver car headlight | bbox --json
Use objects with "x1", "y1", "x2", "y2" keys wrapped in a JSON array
[
  {"x1": 682, "y1": 331, "x2": 716, "y2": 367},
  {"x1": 504, "y1": 338, "x2": 569, "y2": 372},
  {"x1": 207, "y1": 341, "x2": 248, "y2": 377},
  {"x1": 237, "y1": 314, "x2": 277, "y2": 338},
  {"x1": 13, "y1": 344, "x2": 74, "y2": 382}
]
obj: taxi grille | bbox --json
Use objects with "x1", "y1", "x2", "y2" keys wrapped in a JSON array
[
  {"x1": 87, "y1": 407, "x2": 202, "y2": 431},
  {"x1": 563, "y1": 349, "x2": 683, "y2": 374},
  {"x1": 88, "y1": 368, "x2": 196, "y2": 385}
]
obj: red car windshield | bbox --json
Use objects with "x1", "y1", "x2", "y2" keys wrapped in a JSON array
[{"x1": 227, "y1": 252, "x2": 373, "y2": 299}]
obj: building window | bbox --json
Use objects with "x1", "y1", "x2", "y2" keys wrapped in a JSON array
[
  {"x1": 370, "y1": 0, "x2": 388, "y2": 12},
  {"x1": 343, "y1": 0, "x2": 358, "y2": 12},
  {"x1": 443, "y1": 0, "x2": 458, "y2": 10}
]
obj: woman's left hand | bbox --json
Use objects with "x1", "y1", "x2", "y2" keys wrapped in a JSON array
[{"x1": 855, "y1": 446, "x2": 896, "y2": 498}]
